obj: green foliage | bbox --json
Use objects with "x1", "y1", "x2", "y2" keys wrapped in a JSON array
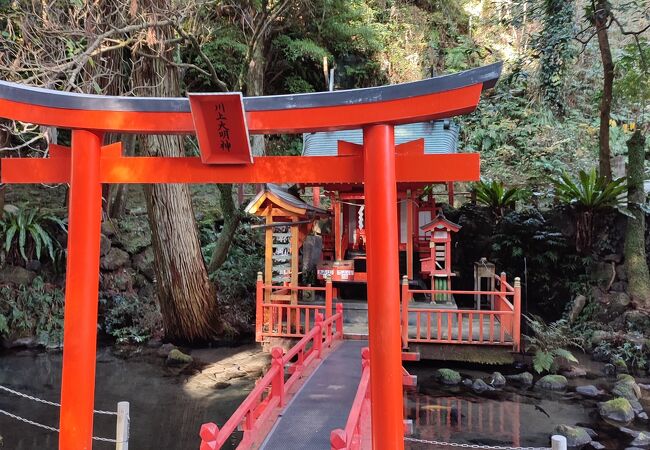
[
  {"x1": 273, "y1": 36, "x2": 330, "y2": 63},
  {"x1": 593, "y1": 339, "x2": 648, "y2": 370},
  {"x1": 537, "y1": 0, "x2": 575, "y2": 113},
  {"x1": 614, "y1": 40, "x2": 650, "y2": 116},
  {"x1": 0, "y1": 277, "x2": 64, "y2": 347},
  {"x1": 100, "y1": 293, "x2": 162, "y2": 344},
  {"x1": 552, "y1": 169, "x2": 627, "y2": 210},
  {"x1": 524, "y1": 314, "x2": 581, "y2": 373},
  {"x1": 1, "y1": 206, "x2": 66, "y2": 264},
  {"x1": 473, "y1": 179, "x2": 527, "y2": 217},
  {"x1": 553, "y1": 169, "x2": 627, "y2": 253}
]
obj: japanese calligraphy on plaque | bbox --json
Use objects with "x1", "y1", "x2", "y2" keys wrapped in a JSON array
[
  {"x1": 187, "y1": 92, "x2": 252, "y2": 165},
  {"x1": 271, "y1": 225, "x2": 292, "y2": 283}
]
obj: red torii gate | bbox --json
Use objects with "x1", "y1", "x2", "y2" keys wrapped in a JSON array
[{"x1": 0, "y1": 62, "x2": 501, "y2": 450}]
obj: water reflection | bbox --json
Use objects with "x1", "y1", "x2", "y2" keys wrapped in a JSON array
[{"x1": 406, "y1": 393, "x2": 523, "y2": 448}]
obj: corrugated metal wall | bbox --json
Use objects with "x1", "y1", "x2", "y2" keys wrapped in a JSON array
[{"x1": 302, "y1": 120, "x2": 459, "y2": 156}]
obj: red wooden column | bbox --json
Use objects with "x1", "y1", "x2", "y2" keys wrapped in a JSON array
[
  {"x1": 59, "y1": 130, "x2": 104, "y2": 450},
  {"x1": 363, "y1": 124, "x2": 404, "y2": 450}
]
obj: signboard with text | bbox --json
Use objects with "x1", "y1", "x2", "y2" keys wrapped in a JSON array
[{"x1": 188, "y1": 92, "x2": 252, "y2": 164}]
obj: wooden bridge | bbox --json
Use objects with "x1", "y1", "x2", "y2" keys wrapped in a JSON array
[{"x1": 200, "y1": 274, "x2": 522, "y2": 450}]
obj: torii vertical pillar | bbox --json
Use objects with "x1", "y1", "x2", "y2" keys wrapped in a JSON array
[
  {"x1": 59, "y1": 130, "x2": 104, "y2": 450},
  {"x1": 363, "y1": 124, "x2": 404, "y2": 450}
]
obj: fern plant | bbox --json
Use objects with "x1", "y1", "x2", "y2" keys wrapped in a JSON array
[
  {"x1": 552, "y1": 168, "x2": 626, "y2": 253},
  {"x1": 473, "y1": 179, "x2": 527, "y2": 218},
  {"x1": 1, "y1": 206, "x2": 66, "y2": 263},
  {"x1": 524, "y1": 315, "x2": 582, "y2": 373}
]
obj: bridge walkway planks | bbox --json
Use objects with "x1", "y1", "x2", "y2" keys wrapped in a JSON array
[{"x1": 259, "y1": 340, "x2": 367, "y2": 450}]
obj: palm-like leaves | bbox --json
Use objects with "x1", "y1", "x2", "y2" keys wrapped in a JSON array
[
  {"x1": 474, "y1": 179, "x2": 527, "y2": 217},
  {"x1": 2, "y1": 207, "x2": 66, "y2": 263},
  {"x1": 552, "y1": 168, "x2": 626, "y2": 253},
  {"x1": 553, "y1": 168, "x2": 627, "y2": 210}
]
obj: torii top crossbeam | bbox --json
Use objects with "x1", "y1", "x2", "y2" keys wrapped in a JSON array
[{"x1": 0, "y1": 62, "x2": 501, "y2": 450}]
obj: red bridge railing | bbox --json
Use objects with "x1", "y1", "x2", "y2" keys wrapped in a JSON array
[
  {"x1": 330, "y1": 347, "x2": 371, "y2": 450},
  {"x1": 255, "y1": 274, "x2": 334, "y2": 341},
  {"x1": 401, "y1": 275, "x2": 521, "y2": 351},
  {"x1": 199, "y1": 305, "x2": 344, "y2": 450}
]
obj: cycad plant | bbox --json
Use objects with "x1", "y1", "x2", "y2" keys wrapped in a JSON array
[
  {"x1": 473, "y1": 179, "x2": 527, "y2": 219},
  {"x1": 552, "y1": 168, "x2": 626, "y2": 253},
  {"x1": 2, "y1": 207, "x2": 66, "y2": 263}
]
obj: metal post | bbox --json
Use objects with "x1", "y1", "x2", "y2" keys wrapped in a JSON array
[
  {"x1": 336, "y1": 303, "x2": 344, "y2": 338},
  {"x1": 513, "y1": 277, "x2": 522, "y2": 352},
  {"x1": 363, "y1": 124, "x2": 404, "y2": 450},
  {"x1": 255, "y1": 272, "x2": 264, "y2": 342},
  {"x1": 325, "y1": 277, "x2": 333, "y2": 345},
  {"x1": 59, "y1": 129, "x2": 103, "y2": 450},
  {"x1": 401, "y1": 276, "x2": 410, "y2": 349},
  {"x1": 551, "y1": 435, "x2": 567, "y2": 450},
  {"x1": 116, "y1": 401, "x2": 130, "y2": 450}
]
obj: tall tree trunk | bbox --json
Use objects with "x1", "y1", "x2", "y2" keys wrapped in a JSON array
[
  {"x1": 207, "y1": 38, "x2": 268, "y2": 273},
  {"x1": 105, "y1": 134, "x2": 136, "y2": 218},
  {"x1": 134, "y1": 2, "x2": 221, "y2": 342},
  {"x1": 247, "y1": 42, "x2": 266, "y2": 157},
  {"x1": 625, "y1": 130, "x2": 650, "y2": 309},
  {"x1": 208, "y1": 184, "x2": 243, "y2": 272},
  {"x1": 85, "y1": 0, "x2": 132, "y2": 219},
  {"x1": 595, "y1": 0, "x2": 613, "y2": 181}
]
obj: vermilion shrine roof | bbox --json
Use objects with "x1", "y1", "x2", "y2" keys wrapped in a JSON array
[
  {"x1": 245, "y1": 184, "x2": 329, "y2": 218},
  {"x1": 420, "y1": 213, "x2": 462, "y2": 233}
]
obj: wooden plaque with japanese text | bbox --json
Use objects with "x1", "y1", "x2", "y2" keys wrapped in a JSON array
[{"x1": 188, "y1": 93, "x2": 252, "y2": 164}]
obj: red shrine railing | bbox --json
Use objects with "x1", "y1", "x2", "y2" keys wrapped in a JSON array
[
  {"x1": 330, "y1": 347, "x2": 371, "y2": 450},
  {"x1": 200, "y1": 307, "x2": 344, "y2": 450},
  {"x1": 401, "y1": 275, "x2": 521, "y2": 351},
  {"x1": 255, "y1": 275, "x2": 335, "y2": 341}
]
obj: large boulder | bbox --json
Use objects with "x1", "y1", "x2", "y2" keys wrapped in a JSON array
[
  {"x1": 0, "y1": 265, "x2": 37, "y2": 285},
  {"x1": 630, "y1": 432, "x2": 650, "y2": 447},
  {"x1": 553, "y1": 424, "x2": 592, "y2": 448},
  {"x1": 489, "y1": 371, "x2": 506, "y2": 387},
  {"x1": 613, "y1": 374, "x2": 642, "y2": 400},
  {"x1": 536, "y1": 375, "x2": 568, "y2": 391},
  {"x1": 472, "y1": 379, "x2": 494, "y2": 393},
  {"x1": 435, "y1": 369, "x2": 461, "y2": 385},
  {"x1": 132, "y1": 247, "x2": 155, "y2": 281},
  {"x1": 561, "y1": 366, "x2": 587, "y2": 379},
  {"x1": 507, "y1": 372, "x2": 534, "y2": 386},
  {"x1": 100, "y1": 247, "x2": 130, "y2": 271},
  {"x1": 598, "y1": 398, "x2": 635, "y2": 424},
  {"x1": 575, "y1": 385, "x2": 605, "y2": 398},
  {"x1": 99, "y1": 233, "x2": 112, "y2": 256},
  {"x1": 568, "y1": 295, "x2": 587, "y2": 323}
]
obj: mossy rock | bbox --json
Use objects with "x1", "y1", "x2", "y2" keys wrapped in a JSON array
[
  {"x1": 553, "y1": 424, "x2": 592, "y2": 447},
  {"x1": 166, "y1": 349, "x2": 193, "y2": 366},
  {"x1": 598, "y1": 397, "x2": 634, "y2": 424},
  {"x1": 614, "y1": 374, "x2": 641, "y2": 400},
  {"x1": 506, "y1": 372, "x2": 533, "y2": 386},
  {"x1": 435, "y1": 368, "x2": 461, "y2": 385},
  {"x1": 535, "y1": 374, "x2": 567, "y2": 391}
]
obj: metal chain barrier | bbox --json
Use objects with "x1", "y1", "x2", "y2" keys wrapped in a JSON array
[
  {"x1": 0, "y1": 408, "x2": 125, "y2": 443},
  {"x1": 405, "y1": 437, "x2": 551, "y2": 450},
  {"x1": 0, "y1": 384, "x2": 117, "y2": 415}
]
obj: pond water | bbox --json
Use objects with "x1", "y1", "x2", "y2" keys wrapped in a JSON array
[
  {"x1": 405, "y1": 359, "x2": 650, "y2": 449},
  {"x1": 0, "y1": 346, "x2": 257, "y2": 450},
  {"x1": 0, "y1": 347, "x2": 648, "y2": 449}
]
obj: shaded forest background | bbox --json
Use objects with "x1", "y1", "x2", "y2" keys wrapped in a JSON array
[{"x1": 0, "y1": 0, "x2": 649, "y2": 367}]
